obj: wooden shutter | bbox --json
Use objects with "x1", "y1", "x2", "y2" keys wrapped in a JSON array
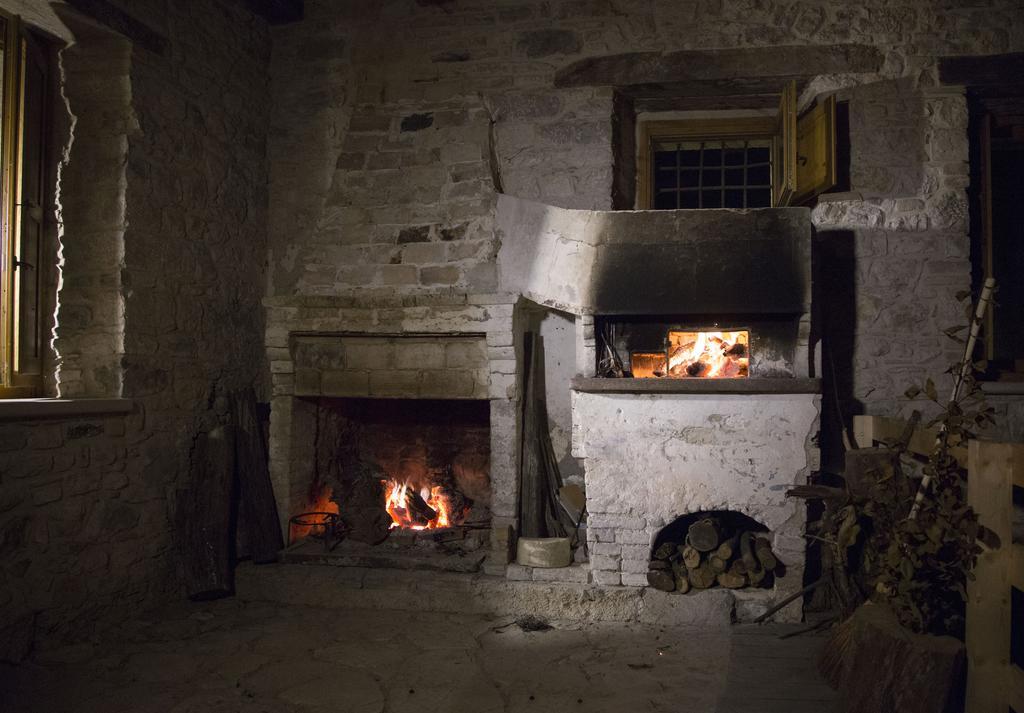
[
  {"x1": 772, "y1": 80, "x2": 797, "y2": 207},
  {"x1": 0, "y1": 10, "x2": 19, "y2": 393},
  {"x1": 792, "y1": 95, "x2": 838, "y2": 205},
  {"x1": 12, "y1": 30, "x2": 48, "y2": 383}
]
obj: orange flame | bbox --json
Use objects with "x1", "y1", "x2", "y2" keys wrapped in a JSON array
[
  {"x1": 290, "y1": 483, "x2": 340, "y2": 542},
  {"x1": 383, "y1": 479, "x2": 452, "y2": 530},
  {"x1": 667, "y1": 330, "x2": 749, "y2": 378}
]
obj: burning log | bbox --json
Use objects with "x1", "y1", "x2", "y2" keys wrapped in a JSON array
[
  {"x1": 404, "y1": 488, "x2": 438, "y2": 527},
  {"x1": 687, "y1": 517, "x2": 721, "y2": 552},
  {"x1": 338, "y1": 463, "x2": 392, "y2": 545},
  {"x1": 686, "y1": 361, "x2": 707, "y2": 377}
]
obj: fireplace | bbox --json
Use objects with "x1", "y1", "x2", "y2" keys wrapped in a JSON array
[
  {"x1": 263, "y1": 297, "x2": 519, "y2": 575},
  {"x1": 288, "y1": 397, "x2": 490, "y2": 551},
  {"x1": 597, "y1": 315, "x2": 802, "y2": 379}
]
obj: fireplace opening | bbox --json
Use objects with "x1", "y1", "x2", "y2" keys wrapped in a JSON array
[
  {"x1": 647, "y1": 510, "x2": 782, "y2": 593},
  {"x1": 596, "y1": 314, "x2": 799, "y2": 378},
  {"x1": 628, "y1": 329, "x2": 750, "y2": 378},
  {"x1": 286, "y1": 397, "x2": 491, "y2": 569}
]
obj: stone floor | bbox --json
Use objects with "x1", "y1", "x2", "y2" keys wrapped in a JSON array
[{"x1": 0, "y1": 597, "x2": 837, "y2": 713}]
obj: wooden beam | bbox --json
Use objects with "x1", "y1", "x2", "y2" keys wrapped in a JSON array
[
  {"x1": 61, "y1": 0, "x2": 168, "y2": 55},
  {"x1": 554, "y1": 44, "x2": 884, "y2": 90}
]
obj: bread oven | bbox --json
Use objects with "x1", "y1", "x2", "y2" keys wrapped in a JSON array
[
  {"x1": 568, "y1": 204, "x2": 817, "y2": 620},
  {"x1": 494, "y1": 199, "x2": 823, "y2": 621}
]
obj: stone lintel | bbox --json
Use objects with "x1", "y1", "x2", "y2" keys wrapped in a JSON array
[{"x1": 554, "y1": 44, "x2": 884, "y2": 90}]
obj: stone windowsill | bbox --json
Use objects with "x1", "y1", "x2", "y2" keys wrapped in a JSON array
[
  {"x1": 0, "y1": 398, "x2": 133, "y2": 421},
  {"x1": 981, "y1": 381, "x2": 1024, "y2": 396},
  {"x1": 571, "y1": 377, "x2": 821, "y2": 395}
]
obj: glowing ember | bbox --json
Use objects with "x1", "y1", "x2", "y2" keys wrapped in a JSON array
[
  {"x1": 666, "y1": 330, "x2": 749, "y2": 378},
  {"x1": 630, "y1": 351, "x2": 668, "y2": 378},
  {"x1": 383, "y1": 478, "x2": 453, "y2": 530},
  {"x1": 290, "y1": 483, "x2": 339, "y2": 541}
]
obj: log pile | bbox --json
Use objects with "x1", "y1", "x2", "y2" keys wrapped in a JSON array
[{"x1": 646, "y1": 517, "x2": 782, "y2": 593}]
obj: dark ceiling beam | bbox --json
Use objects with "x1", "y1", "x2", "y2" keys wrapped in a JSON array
[
  {"x1": 244, "y1": 0, "x2": 304, "y2": 25},
  {"x1": 554, "y1": 44, "x2": 884, "y2": 96},
  {"x1": 938, "y1": 52, "x2": 1024, "y2": 96},
  {"x1": 62, "y1": 0, "x2": 169, "y2": 54}
]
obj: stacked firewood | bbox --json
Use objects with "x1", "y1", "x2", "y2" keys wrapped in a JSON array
[{"x1": 646, "y1": 517, "x2": 782, "y2": 593}]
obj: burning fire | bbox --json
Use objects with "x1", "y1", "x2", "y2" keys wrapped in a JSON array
[
  {"x1": 631, "y1": 351, "x2": 668, "y2": 378},
  {"x1": 383, "y1": 479, "x2": 453, "y2": 530},
  {"x1": 667, "y1": 330, "x2": 748, "y2": 378},
  {"x1": 290, "y1": 483, "x2": 340, "y2": 541}
]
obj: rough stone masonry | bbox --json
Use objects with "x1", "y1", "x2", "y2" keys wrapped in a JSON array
[{"x1": 1, "y1": 0, "x2": 1023, "y2": 661}]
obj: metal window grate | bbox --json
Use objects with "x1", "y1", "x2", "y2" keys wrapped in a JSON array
[{"x1": 652, "y1": 139, "x2": 772, "y2": 210}]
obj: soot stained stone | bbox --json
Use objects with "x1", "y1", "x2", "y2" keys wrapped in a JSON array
[
  {"x1": 401, "y1": 113, "x2": 435, "y2": 132},
  {"x1": 397, "y1": 225, "x2": 432, "y2": 243},
  {"x1": 440, "y1": 223, "x2": 468, "y2": 241}
]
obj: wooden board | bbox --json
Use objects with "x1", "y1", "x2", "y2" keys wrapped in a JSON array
[
  {"x1": 233, "y1": 388, "x2": 283, "y2": 563},
  {"x1": 852, "y1": 414, "x2": 967, "y2": 468},
  {"x1": 181, "y1": 424, "x2": 235, "y2": 600},
  {"x1": 966, "y1": 440, "x2": 1024, "y2": 713},
  {"x1": 793, "y1": 95, "x2": 837, "y2": 205}
]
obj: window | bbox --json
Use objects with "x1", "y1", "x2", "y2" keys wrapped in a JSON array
[
  {"x1": 0, "y1": 11, "x2": 49, "y2": 398},
  {"x1": 971, "y1": 103, "x2": 1024, "y2": 377},
  {"x1": 636, "y1": 82, "x2": 837, "y2": 210}
]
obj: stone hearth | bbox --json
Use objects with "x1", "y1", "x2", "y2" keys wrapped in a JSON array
[{"x1": 264, "y1": 294, "x2": 520, "y2": 570}]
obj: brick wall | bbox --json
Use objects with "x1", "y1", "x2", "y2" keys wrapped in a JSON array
[
  {"x1": 292, "y1": 335, "x2": 490, "y2": 399},
  {"x1": 0, "y1": 0, "x2": 270, "y2": 659}
]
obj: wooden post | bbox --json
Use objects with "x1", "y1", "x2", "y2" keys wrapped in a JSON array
[{"x1": 966, "y1": 440, "x2": 1024, "y2": 713}]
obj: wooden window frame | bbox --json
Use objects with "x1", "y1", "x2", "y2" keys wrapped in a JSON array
[
  {"x1": 0, "y1": 10, "x2": 47, "y2": 399},
  {"x1": 635, "y1": 82, "x2": 838, "y2": 211},
  {"x1": 637, "y1": 116, "x2": 778, "y2": 210}
]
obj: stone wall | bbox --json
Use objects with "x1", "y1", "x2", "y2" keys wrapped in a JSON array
[
  {"x1": 266, "y1": 0, "x2": 1024, "y2": 447},
  {"x1": 0, "y1": 0, "x2": 270, "y2": 659}
]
